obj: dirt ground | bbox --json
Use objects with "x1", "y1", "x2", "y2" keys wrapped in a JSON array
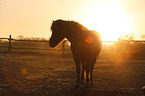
[{"x1": 0, "y1": 52, "x2": 145, "y2": 96}]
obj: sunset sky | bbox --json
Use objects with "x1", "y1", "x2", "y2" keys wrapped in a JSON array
[{"x1": 0, "y1": 0, "x2": 145, "y2": 41}]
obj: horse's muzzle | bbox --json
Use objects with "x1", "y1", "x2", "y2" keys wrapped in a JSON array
[{"x1": 49, "y1": 41, "x2": 56, "y2": 47}]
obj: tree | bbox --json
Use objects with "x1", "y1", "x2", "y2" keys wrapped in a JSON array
[
  {"x1": 141, "y1": 34, "x2": 145, "y2": 39},
  {"x1": 17, "y1": 35, "x2": 24, "y2": 40},
  {"x1": 17, "y1": 35, "x2": 48, "y2": 41},
  {"x1": 118, "y1": 33, "x2": 134, "y2": 41},
  {"x1": 117, "y1": 33, "x2": 135, "y2": 52}
]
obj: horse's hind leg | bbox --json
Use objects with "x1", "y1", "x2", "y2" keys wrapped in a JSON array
[
  {"x1": 90, "y1": 64, "x2": 94, "y2": 86},
  {"x1": 86, "y1": 60, "x2": 90, "y2": 87}
]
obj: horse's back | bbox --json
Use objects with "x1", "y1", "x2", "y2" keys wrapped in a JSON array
[{"x1": 71, "y1": 30, "x2": 102, "y2": 59}]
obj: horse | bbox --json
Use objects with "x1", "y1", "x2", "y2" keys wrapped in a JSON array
[{"x1": 49, "y1": 19, "x2": 102, "y2": 87}]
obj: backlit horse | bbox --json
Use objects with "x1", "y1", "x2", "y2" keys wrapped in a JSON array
[{"x1": 49, "y1": 19, "x2": 102, "y2": 87}]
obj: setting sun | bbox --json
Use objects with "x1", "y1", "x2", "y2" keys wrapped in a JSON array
[
  {"x1": 0, "y1": 0, "x2": 144, "y2": 40},
  {"x1": 80, "y1": 0, "x2": 134, "y2": 41}
]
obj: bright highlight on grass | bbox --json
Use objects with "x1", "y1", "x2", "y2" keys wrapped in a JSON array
[
  {"x1": 102, "y1": 42, "x2": 114, "y2": 46},
  {"x1": 21, "y1": 68, "x2": 27, "y2": 75}
]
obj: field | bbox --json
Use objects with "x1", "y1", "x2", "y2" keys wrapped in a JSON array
[{"x1": 0, "y1": 41, "x2": 145, "y2": 96}]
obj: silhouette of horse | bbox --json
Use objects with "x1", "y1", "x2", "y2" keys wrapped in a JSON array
[{"x1": 49, "y1": 19, "x2": 102, "y2": 87}]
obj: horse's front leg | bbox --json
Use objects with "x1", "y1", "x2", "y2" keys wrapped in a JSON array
[
  {"x1": 72, "y1": 54, "x2": 81, "y2": 86},
  {"x1": 90, "y1": 58, "x2": 96, "y2": 86},
  {"x1": 75, "y1": 61, "x2": 81, "y2": 87},
  {"x1": 71, "y1": 45, "x2": 81, "y2": 87},
  {"x1": 81, "y1": 61, "x2": 85, "y2": 84}
]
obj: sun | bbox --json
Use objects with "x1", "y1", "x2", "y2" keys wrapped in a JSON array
[{"x1": 80, "y1": 0, "x2": 133, "y2": 41}]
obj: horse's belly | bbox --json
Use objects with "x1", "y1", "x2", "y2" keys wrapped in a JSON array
[{"x1": 71, "y1": 44, "x2": 101, "y2": 59}]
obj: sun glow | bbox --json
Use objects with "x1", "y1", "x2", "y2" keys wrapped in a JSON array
[{"x1": 80, "y1": 0, "x2": 133, "y2": 41}]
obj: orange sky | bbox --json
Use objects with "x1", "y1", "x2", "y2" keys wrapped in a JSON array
[{"x1": 0, "y1": 0, "x2": 145, "y2": 41}]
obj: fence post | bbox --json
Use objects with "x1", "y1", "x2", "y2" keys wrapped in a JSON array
[{"x1": 8, "y1": 35, "x2": 12, "y2": 52}]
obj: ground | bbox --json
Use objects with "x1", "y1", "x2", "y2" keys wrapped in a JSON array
[{"x1": 0, "y1": 52, "x2": 145, "y2": 96}]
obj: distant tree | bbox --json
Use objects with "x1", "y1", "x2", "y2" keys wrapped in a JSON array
[
  {"x1": 17, "y1": 35, "x2": 24, "y2": 40},
  {"x1": 17, "y1": 35, "x2": 47, "y2": 41},
  {"x1": 117, "y1": 33, "x2": 134, "y2": 52},
  {"x1": 118, "y1": 33, "x2": 134, "y2": 41},
  {"x1": 141, "y1": 34, "x2": 145, "y2": 39}
]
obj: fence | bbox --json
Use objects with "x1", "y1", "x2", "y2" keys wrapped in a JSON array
[
  {"x1": 0, "y1": 35, "x2": 145, "y2": 56},
  {"x1": 0, "y1": 35, "x2": 12, "y2": 52},
  {"x1": 0, "y1": 35, "x2": 67, "y2": 56}
]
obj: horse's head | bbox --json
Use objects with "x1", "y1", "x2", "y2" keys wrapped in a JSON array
[{"x1": 49, "y1": 20, "x2": 66, "y2": 47}]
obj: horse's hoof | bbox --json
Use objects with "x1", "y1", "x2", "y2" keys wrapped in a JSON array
[
  {"x1": 75, "y1": 83, "x2": 80, "y2": 88},
  {"x1": 85, "y1": 83, "x2": 89, "y2": 88},
  {"x1": 81, "y1": 81, "x2": 85, "y2": 84},
  {"x1": 90, "y1": 82, "x2": 94, "y2": 86}
]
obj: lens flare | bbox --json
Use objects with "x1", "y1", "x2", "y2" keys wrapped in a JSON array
[
  {"x1": 21, "y1": 68, "x2": 27, "y2": 75},
  {"x1": 86, "y1": 36, "x2": 94, "y2": 44}
]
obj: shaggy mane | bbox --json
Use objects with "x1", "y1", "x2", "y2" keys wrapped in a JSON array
[
  {"x1": 51, "y1": 19, "x2": 88, "y2": 31},
  {"x1": 67, "y1": 20, "x2": 88, "y2": 30}
]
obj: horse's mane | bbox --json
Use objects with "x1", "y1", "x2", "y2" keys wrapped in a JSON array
[
  {"x1": 67, "y1": 20, "x2": 88, "y2": 30},
  {"x1": 51, "y1": 19, "x2": 88, "y2": 31}
]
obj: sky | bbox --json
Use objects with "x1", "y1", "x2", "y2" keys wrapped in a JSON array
[{"x1": 0, "y1": 0, "x2": 145, "y2": 41}]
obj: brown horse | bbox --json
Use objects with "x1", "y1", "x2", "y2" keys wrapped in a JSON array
[{"x1": 49, "y1": 19, "x2": 102, "y2": 87}]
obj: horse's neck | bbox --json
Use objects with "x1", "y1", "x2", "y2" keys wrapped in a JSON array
[
  {"x1": 65, "y1": 30, "x2": 75, "y2": 43},
  {"x1": 64, "y1": 23, "x2": 88, "y2": 44},
  {"x1": 65, "y1": 29, "x2": 87, "y2": 44}
]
